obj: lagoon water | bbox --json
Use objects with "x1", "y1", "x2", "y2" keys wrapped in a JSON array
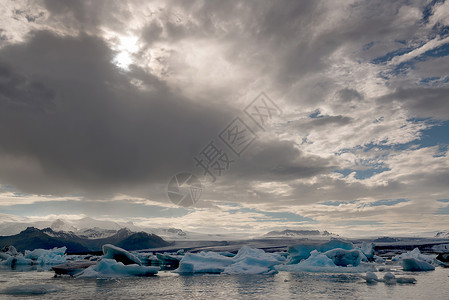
[{"x1": 1, "y1": 267, "x2": 448, "y2": 299}]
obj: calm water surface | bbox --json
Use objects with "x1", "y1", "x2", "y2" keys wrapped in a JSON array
[{"x1": 0, "y1": 267, "x2": 448, "y2": 299}]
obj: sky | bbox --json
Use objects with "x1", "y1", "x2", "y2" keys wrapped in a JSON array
[{"x1": 0, "y1": 0, "x2": 448, "y2": 237}]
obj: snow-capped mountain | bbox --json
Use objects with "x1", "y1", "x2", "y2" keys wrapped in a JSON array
[
  {"x1": 0, "y1": 216, "x2": 190, "y2": 240},
  {"x1": 263, "y1": 229, "x2": 337, "y2": 238},
  {"x1": 435, "y1": 231, "x2": 449, "y2": 239}
]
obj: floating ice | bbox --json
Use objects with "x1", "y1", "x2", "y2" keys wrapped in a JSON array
[
  {"x1": 361, "y1": 271, "x2": 416, "y2": 284},
  {"x1": 24, "y1": 247, "x2": 67, "y2": 265},
  {"x1": 174, "y1": 246, "x2": 284, "y2": 275},
  {"x1": 276, "y1": 250, "x2": 375, "y2": 273},
  {"x1": 1, "y1": 256, "x2": 34, "y2": 267},
  {"x1": 156, "y1": 253, "x2": 183, "y2": 266},
  {"x1": 287, "y1": 239, "x2": 354, "y2": 264},
  {"x1": 323, "y1": 248, "x2": 367, "y2": 267},
  {"x1": 391, "y1": 248, "x2": 436, "y2": 264},
  {"x1": 76, "y1": 259, "x2": 159, "y2": 278},
  {"x1": 223, "y1": 246, "x2": 283, "y2": 275},
  {"x1": 401, "y1": 258, "x2": 435, "y2": 271},
  {"x1": 360, "y1": 242, "x2": 374, "y2": 260},
  {"x1": 361, "y1": 271, "x2": 378, "y2": 283},
  {"x1": 174, "y1": 251, "x2": 234, "y2": 274},
  {"x1": 102, "y1": 244, "x2": 142, "y2": 265},
  {"x1": 374, "y1": 255, "x2": 386, "y2": 263},
  {"x1": 396, "y1": 277, "x2": 417, "y2": 284},
  {"x1": 383, "y1": 272, "x2": 396, "y2": 284}
]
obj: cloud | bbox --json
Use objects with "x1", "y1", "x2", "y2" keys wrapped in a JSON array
[
  {"x1": 0, "y1": 0, "x2": 448, "y2": 235},
  {"x1": 0, "y1": 30, "x2": 235, "y2": 196}
]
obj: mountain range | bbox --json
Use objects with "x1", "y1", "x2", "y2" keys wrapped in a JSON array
[
  {"x1": 0, "y1": 227, "x2": 169, "y2": 253},
  {"x1": 0, "y1": 216, "x2": 189, "y2": 240}
]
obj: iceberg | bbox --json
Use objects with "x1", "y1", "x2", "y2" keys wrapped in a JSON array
[
  {"x1": 374, "y1": 255, "x2": 386, "y2": 263},
  {"x1": 276, "y1": 250, "x2": 375, "y2": 273},
  {"x1": 361, "y1": 271, "x2": 416, "y2": 284},
  {"x1": 102, "y1": 244, "x2": 142, "y2": 265},
  {"x1": 287, "y1": 239, "x2": 354, "y2": 264},
  {"x1": 24, "y1": 247, "x2": 67, "y2": 265},
  {"x1": 383, "y1": 272, "x2": 396, "y2": 284},
  {"x1": 223, "y1": 246, "x2": 283, "y2": 275},
  {"x1": 174, "y1": 246, "x2": 284, "y2": 275},
  {"x1": 174, "y1": 251, "x2": 234, "y2": 274},
  {"x1": 76, "y1": 259, "x2": 159, "y2": 278},
  {"x1": 361, "y1": 271, "x2": 379, "y2": 283},
  {"x1": 1, "y1": 256, "x2": 34, "y2": 267},
  {"x1": 391, "y1": 248, "x2": 436, "y2": 264},
  {"x1": 359, "y1": 242, "x2": 374, "y2": 260},
  {"x1": 156, "y1": 253, "x2": 183, "y2": 267},
  {"x1": 401, "y1": 258, "x2": 435, "y2": 271},
  {"x1": 323, "y1": 248, "x2": 367, "y2": 267},
  {"x1": 391, "y1": 248, "x2": 437, "y2": 271}
]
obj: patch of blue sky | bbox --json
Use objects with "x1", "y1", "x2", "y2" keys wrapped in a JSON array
[
  {"x1": 422, "y1": 0, "x2": 444, "y2": 24},
  {"x1": 437, "y1": 199, "x2": 449, "y2": 203},
  {"x1": 417, "y1": 41, "x2": 449, "y2": 59},
  {"x1": 334, "y1": 167, "x2": 391, "y2": 180},
  {"x1": 309, "y1": 109, "x2": 322, "y2": 118},
  {"x1": 0, "y1": 200, "x2": 189, "y2": 218},
  {"x1": 336, "y1": 119, "x2": 449, "y2": 156},
  {"x1": 368, "y1": 198, "x2": 409, "y2": 207},
  {"x1": 371, "y1": 44, "x2": 418, "y2": 64},
  {"x1": 318, "y1": 200, "x2": 357, "y2": 206},
  {"x1": 419, "y1": 76, "x2": 449, "y2": 87}
]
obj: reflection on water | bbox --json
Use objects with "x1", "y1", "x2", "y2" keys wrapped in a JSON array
[{"x1": 0, "y1": 267, "x2": 448, "y2": 299}]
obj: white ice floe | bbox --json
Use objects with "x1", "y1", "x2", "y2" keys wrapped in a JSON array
[
  {"x1": 1, "y1": 255, "x2": 34, "y2": 266},
  {"x1": 287, "y1": 239, "x2": 354, "y2": 264},
  {"x1": 76, "y1": 259, "x2": 159, "y2": 278},
  {"x1": 276, "y1": 250, "x2": 375, "y2": 273},
  {"x1": 174, "y1": 251, "x2": 234, "y2": 274},
  {"x1": 391, "y1": 248, "x2": 437, "y2": 271},
  {"x1": 323, "y1": 248, "x2": 367, "y2": 267},
  {"x1": 374, "y1": 255, "x2": 386, "y2": 263},
  {"x1": 24, "y1": 247, "x2": 67, "y2": 265},
  {"x1": 102, "y1": 244, "x2": 142, "y2": 265},
  {"x1": 359, "y1": 242, "x2": 375, "y2": 260},
  {"x1": 391, "y1": 248, "x2": 436, "y2": 264},
  {"x1": 223, "y1": 246, "x2": 283, "y2": 275},
  {"x1": 361, "y1": 271, "x2": 416, "y2": 284},
  {"x1": 1, "y1": 246, "x2": 67, "y2": 267},
  {"x1": 401, "y1": 258, "x2": 435, "y2": 271},
  {"x1": 174, "y1": 246, "x2": 284, "y2": 275}
]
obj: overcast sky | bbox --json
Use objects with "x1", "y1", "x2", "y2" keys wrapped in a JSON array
[{"x1": 0, "y1": 0, "x2": 448, "y2": 237}]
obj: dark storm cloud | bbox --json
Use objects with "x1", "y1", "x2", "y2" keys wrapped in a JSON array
[
  {"x1": 0, "y1": 30, "x2": 235, "y2": 196},
  {"x1": 225, "y1": 139, "x2": 336, "y2": 182},
  {"x1": 0, "y1": 30, "x2": 333, "y2": 198},
  {"x1": 337, "y1": 89, "x2": 363, "y2": 102}
]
